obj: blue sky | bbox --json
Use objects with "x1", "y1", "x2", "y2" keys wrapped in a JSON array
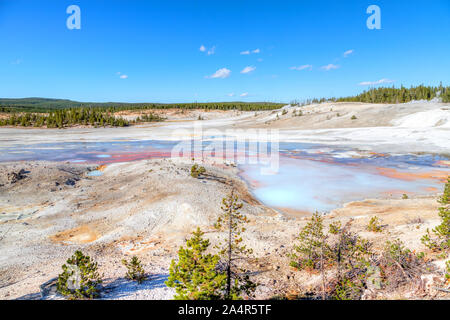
[{"x1": 0, "y1": 0, "x2": 449, "y2": 103}]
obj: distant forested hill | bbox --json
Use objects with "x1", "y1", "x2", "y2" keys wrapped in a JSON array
[{"x1": 0, "y1": 98, "x2": 284, "y2": 113}]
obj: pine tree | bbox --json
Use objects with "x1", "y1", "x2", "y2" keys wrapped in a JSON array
[
  {"x1": 289, "y1": 212, "x2": 328, "y2": 271},
  {"x1": 214, "y1": 191, "x2": 257, "y2": 300},
  {"x1": 422, "y1": 177, "x2": 450, "y2": 251},
  {"x1": 165, "y1": 228, "x2": 226, "y2": 300}
]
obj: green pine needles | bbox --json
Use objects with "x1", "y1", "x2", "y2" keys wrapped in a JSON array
[
  {"x1": 214, "y1": 190, "x2": 257, "y2": 300},
  {"x1": 56, "y1": 250, "x2": 103, "y2": 299},
  {"x1": 166, "y1": 228, "x2": 226, "y2": 300},
  {"x1": 421, "y1": 177, "x2": 450, "y2": 252},
  {"x1": 190, "y1": 164, "x2": 206, "y2": 178},
  {"x1": 122, "y1": 256, "x2": 147, "y2": 284},
  {"x1": 289, "y1": 212, "x2": 327, "y2": 271},
  {"x1": 166, "y1": 191, "x2": 257, "y2": 300}
]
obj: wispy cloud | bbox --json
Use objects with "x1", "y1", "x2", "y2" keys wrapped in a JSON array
[
  {"x1": 206, "y1": 68, "x2": 231, "y2": 79},
  {"x1": 240, "y1": 48, "x2": 260, "y2": 55},
  {"x1": 359, "y1": 78, "x2": 394, "y2": 86},
  {"x1": 200, "y1": 45, "x2": 215, "y2": 55},
  {"x1": 290, "y1": 64, "x2": 312, "y2": 71},
  {"x1": 207, "y1": 46, "x2": 216, "y2": 55},
  {"x1": 343, "y1": 49, "x2": 354, "y2": 57},
  {"x1": 257, "y1": 58, "x2": 263, "y2": 62},
  {"x1": 240, "y1": 66, "x2": 256, "y2": 74},
  {"x1": 321, "y1": 64, "x2": 339, "y2": 71},
  {"x1": 117, "y1": 72, "x2": 128, "y2": 79},
  {"x1": 240, "y1": 92, "x2": 249, "y2": 97},
  {"x1": 11, "y1": 58, "x2": 22, "y2": 65},
  {"x1": 227, "y1": 93, "x2": 235, "y2": 97}
]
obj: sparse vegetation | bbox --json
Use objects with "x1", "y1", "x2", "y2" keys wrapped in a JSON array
[
  {"x1": 122, "y1": 256, "x2": 147, "y2": 284},
  {"x1": 445, "y1": 260, "x2": 450, "y2": 283},
  {"x1": 351, "y1": 115, "x2": 357, "y2": 120},
  {"x1": 402, "y1": 193, "x2": 409, "y2": 199},
  {"x1": 56, "y1": 250, "x2": 103, "y2": 299},
  {"x1": 367, "y1": 216, "x2": 383, "y2": 233},
  {"x1": 190, "y1": 164, "x2": 206, "y2": 178},
  {"x1": 327, "y1": 221, "x2": 373, "y2": 300},
  {"x1": 378, "y1": 239, "x2": 427, "y2": 291},
  {"x1": 292, "y1": 109, "x2": 303, "y2": 117}
]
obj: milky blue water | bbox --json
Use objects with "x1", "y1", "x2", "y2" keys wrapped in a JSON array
[{"x1": 1, "y1": 139, "x2": 448, "y2": 214}]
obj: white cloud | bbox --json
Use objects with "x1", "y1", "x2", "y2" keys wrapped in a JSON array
[
  {"x1": 290, "y1": 64, "x2": 312, "y2": 71},
  {"x1": 240, "y1": 92, "x2": 249, "y2": 97},
  {"x1": 116, "y1": 72, "x2": 128, "y2": 79},
  {"x1": 343, "y1": 49, "x2": 354, "y2": 57},
  {"x1": 359, "y1": 78, "x2": 395, "y2": 86},
  {"x1": 227, "y1": 93, "x2": 235, "y2": 97},
  {"x1": 321, "y1": 64, "x2": 339, "y2": 71},
  {"x1": 207, "y1": 46, "x2": 216, "y2": 55},
  {"x1": 241, "y1": 66, "x2": 256, "y2": 74},
  {"x1": 240, "y1": 48, "x2": 260, "y2": 55},
  {"x1": 206, "y1": 68, "x2": 231, "y2": 79},
  {"x1": 200, "y1": 45, "x2": 215, "y2": 55}
]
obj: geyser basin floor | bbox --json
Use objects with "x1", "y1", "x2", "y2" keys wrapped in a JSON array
[{"x1": 0, "y1": 140, "x2": 448, "y2": 215}]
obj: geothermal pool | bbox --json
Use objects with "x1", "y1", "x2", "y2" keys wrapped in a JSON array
[{"x1": 1, "y1": 139, "x2": 449, "y2": 214}]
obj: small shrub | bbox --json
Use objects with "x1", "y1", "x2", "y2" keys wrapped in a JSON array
[
  {"x1": 56, "y1": 250, "x2": 102, "y2": 299},
  {"x1": 421, "y1": 177, "x2": 450, "y2": 252},
  {"x1": 289, "y1": 212, "x2": 328, "y2": 271},
  {"x1": 328, "y1": 221, "x2": 341, "y2": 235},
  {"x1": 122, "y1": 256, "x2": 147, "y2": 284},
  {"x1": 402, "y1": 193, "x2": 409, "y2": 199},
  {"x1": 367, "y1": 216, "x2": 383, "y2": 233},
  {"x1": 379, "y1": 239, "x2": 426, "y2": 290},
  {"x1": 445, "y1": 260, "x2": 450, "y2": 282},
  {"x1": 333, "y1": 277, "x2": 365, "y2": 300},
  {"x1": 328, "y1": 221, "x2": 373, "y2": 300},
  {"x1": 351, "y1": 115, "x2": 357, "y2": 120},
  {"x1": 190, "y1": 164, "x2": 206, "y2": 178}
]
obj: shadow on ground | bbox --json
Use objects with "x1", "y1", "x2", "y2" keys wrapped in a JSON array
[{"x1": 101, "y1": 273, "x2": 169, "y2": 299}]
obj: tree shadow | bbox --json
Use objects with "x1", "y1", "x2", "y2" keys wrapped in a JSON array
[
  {"x1": 100, "y1": 273, "x2": 169, "y2": 299},
  {"x1": 15, "y1": 292, "x2": 42, "y2": 300}
]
